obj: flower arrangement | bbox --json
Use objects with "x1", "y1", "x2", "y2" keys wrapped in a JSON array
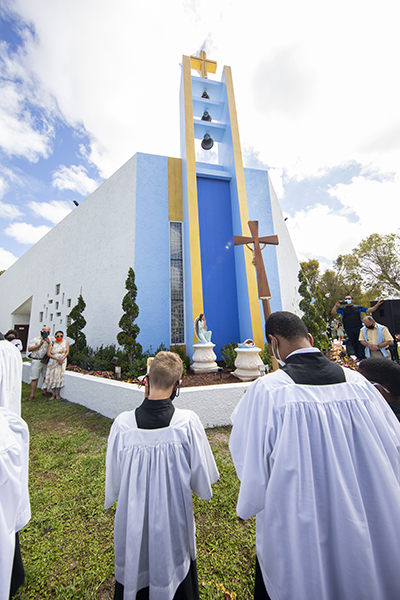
[{"x1": 329, "y1": 342, "x2": 358, "y2": 370}]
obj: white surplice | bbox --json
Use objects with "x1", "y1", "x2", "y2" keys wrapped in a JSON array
[
  {"x1": 230, "y1": 365, "x2": 400, "y2": 600},
  {"x1": 0, "y1": 408, "x2": 31, "y2": 600},
  {"x1": 0, "y1": 341, "x2": 22, "y2": 416},
  {"x1": 105, "y1": 407, "x2": 219, "y2": 600}
]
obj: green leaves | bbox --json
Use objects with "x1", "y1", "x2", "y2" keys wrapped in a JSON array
[
  {"x1": 67, "y1": 295, "x2": 87, "y2": 353},
  {"x1": 298, "y1": 269, "x2": 328, "y2": 352},
  {"x1": 117, "y1": 268, "x2": 142, "y2": 363}
]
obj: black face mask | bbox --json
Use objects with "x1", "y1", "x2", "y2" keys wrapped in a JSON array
[
  {"x1": 6, "y1": 336, "x2": 14, "y2": 342},
  {"x1": 367, "y1": 324, "x2": 375, "y2": 329}
]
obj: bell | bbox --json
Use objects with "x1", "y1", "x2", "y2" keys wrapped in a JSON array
[
  {"x1": 201, "y1": 110, "x2": 212, "y2": 122},
  {"x1": 201, "y1": 133, "x2": 214, "y2": 150},
  {"x1": 201, "y1": 88, "x2": 210, "y2": 99}
]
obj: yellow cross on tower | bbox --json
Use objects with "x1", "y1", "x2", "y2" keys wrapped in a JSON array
[{"x1": 190, "y1": 50, "x2": 217, "y2": 78}]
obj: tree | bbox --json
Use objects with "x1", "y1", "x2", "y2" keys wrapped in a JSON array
[
  {"x1": 300, "y1": 260, "x2": 320, "y2": 297},
  {"x1": 67, "y1": 294, "x2": 87, "y2": 356},
  {"x1": 353, "y1": 232, "x2": 400, "y2": 296},
  {"x1": 298, "y1": 269, "x2": 328, "y2": 351},
  {"x1": 332, "y1": 253, "x2": 363, "y2": 296},
  {"x1": 117, "y1": 268, "x2": 142, "y2": 363}
]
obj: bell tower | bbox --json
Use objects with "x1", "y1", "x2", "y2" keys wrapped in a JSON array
[{"x1": 179, "y1": 52, "x2": 265, "y2": 353}]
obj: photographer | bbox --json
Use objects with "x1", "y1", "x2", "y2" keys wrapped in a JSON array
[
  {"x1": 332, "y1": 296, "x2": 383, "y2": 360},
  {"x1": 27, "y1": 326, "x2": 54, "y2": 401}
]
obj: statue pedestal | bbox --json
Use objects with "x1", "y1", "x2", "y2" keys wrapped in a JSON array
[
  {"x1": 233, "y1": 346, "x2": 263, "y2": 381},
  {"x1": 191, "y1": 343, "x2": 219, "y2": 373}
]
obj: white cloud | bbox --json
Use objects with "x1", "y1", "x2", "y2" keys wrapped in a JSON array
[
  {"x1": 28, "y1": 200, "x2": 72, "y2": 224},
  {"x1": 328, "y1": 174, "x2": 400, "y2": 234},
  {"x1": 253, "y1": 45, "x2": 314, "y2": 118},
  {"x1": 51, "y1": 165, "x2": 97, "y2": 196},
  {"x1": 0, "y1": 247, "x2": 18, "y2": 270},
  {"x1": 0, "y1": 40, "x2": 55, "y2": 162},
  {"x1": 0, "y1": 177, "x2": 7, "y2": 199},
  {"x1": 286, "y1": 204, "x2": 360, "y2": 263},
  {"x1": 5, "y1": 222, "x2": 51, "y2": 244},
  {"x1": 286, "y1": 171, "x2": 400, "y2": 265},
  {"x1": 0, "y1": 0, "x2": 399, "y2": 268},
  {"x1": 0, "y1": 200, "x2": 23, "y2": 220}
]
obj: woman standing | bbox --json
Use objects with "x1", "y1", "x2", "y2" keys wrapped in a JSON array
[{"x1": 44, "y1": 331, "x2": 69, "y2": 400}]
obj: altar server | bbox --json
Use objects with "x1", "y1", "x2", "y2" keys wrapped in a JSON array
[
  {"x1": 0, "y1": 340, "x2": 22, "y2": 415},
  {"x1": 0, "y1": 340, "x2": 31, "y2": 599},
  {"x1": 230, "y1": 311, "x2": 400, "y2": 600},
  {"x1": 105, "y1": 351, "x2": 219, "y2": 600}
]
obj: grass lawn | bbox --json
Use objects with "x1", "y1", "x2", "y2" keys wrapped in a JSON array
[{"x1": 15, "y1": 383, "x2": 256, "y2": 599}]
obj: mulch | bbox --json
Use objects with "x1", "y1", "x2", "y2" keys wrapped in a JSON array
[
  {"x1": 66, "y1": 362, "x2": 240, "y2": 387},
  {"x1": 180, "y1": 362, "x2": 239, "y2": 387}
]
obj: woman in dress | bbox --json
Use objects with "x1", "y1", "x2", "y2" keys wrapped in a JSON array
[{"x1": 44, "y1": 331, "x2": 69, "y2": 400}]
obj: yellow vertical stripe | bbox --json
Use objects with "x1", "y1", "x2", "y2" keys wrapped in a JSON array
[
  {"x1": 224, "y1": 66, "x2": 264, "y2": 348},
  {"x1": 182, "y1": 55, "x2": 204, "y2": 320}
]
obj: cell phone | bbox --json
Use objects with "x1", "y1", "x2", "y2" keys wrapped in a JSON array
[{"x1": 339, "y1": 301, "x2": 346, "y2": 305}]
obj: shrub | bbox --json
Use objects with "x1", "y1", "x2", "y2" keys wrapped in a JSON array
[
  {"x1": 67, "y1": 294, "x2": 88, "y2": 361},
  {"x1": 170, "y1": 345, "x2": 191, "y2": 376},
  {"x1": 221, "y1": 341, "x2": 238, "y2": 370},
  {"x1": 117, "y1": 268, "x2": 142, "y2": 364},
  {"x1": 260, "y1": 342, "x2": 272, "y2": 369}
]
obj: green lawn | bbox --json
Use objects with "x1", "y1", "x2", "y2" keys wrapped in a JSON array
[{"x1": 15, "y1": 383, "x2": 256, "y2": 599}]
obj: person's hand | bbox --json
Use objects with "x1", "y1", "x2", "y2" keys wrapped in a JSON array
[
  {"x1": 370, "y1": 344, "x2": 379, "y2": 351},
  {"x1": 376, "y1": 299, "x2": 384, "y2": 307}
]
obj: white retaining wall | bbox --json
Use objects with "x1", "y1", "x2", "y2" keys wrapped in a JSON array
[{"x1": 22, "y1": 363, "x2": 249, "y2": 428}]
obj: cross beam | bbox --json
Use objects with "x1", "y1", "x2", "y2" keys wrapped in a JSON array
[
  {"x1": 190, "y1": 50, "x2": 217, "y2": 78},
  {"x1": 234, "y1": 221, "x2": 279, "y2": 320}
]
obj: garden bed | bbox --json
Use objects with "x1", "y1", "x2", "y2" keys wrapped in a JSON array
[{"x1": 66, "y1": 361, "x2": 239, "y2": 387}]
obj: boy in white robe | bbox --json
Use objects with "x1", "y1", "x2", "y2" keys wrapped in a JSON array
[
  {"x1": 0, "y1": 340, "x2": 31, "y2": 600},
  {"x1": 105, "y1": 351, "x2": 219, "y2": 600},
  {"x1": 230, "y1": 311, "x2": 400, "y2": 600}
]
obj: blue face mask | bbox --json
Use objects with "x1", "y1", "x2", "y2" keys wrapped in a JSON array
[
  {"x1": 270, "y1": 336, "x2": 286, "y2": 367},
  {"x1": 345, "y1": 298, "x2": 352, "y2": 304}
]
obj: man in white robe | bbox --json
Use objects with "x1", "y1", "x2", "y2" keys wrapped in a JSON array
[
  {"x1": 230, "y1": 311, "x2": 400, "y2": 600},
  {"x1": 105, "y1": 351, "x2": 219, "y2": 600},
  {"x1": 0, "y1": 340, "x2": 22, "y2": 416},
  {"x1": 0, "y1": 341, "x2": 31, "y2": 600}
]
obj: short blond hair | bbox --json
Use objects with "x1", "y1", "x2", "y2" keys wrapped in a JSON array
[{"x1": 149, "y1": 351, "x2": 183, "y2": 390}]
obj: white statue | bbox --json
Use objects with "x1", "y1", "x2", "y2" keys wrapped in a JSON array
[{"x1": 194, "y1": 314, "x2": 212, "y2": 343}]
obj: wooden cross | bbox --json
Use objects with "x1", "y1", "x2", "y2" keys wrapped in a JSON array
[
  {"x1": 234, "y1": 221, "x2": 279, "y2": 320},
  {"x1": 190, "y1": 50, "x2": 217, "y2": 78}
]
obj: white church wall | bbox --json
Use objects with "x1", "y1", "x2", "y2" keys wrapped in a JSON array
[
  {"x1": 244, "y1": 168, "x2": 283, "y2": 315},
  {"x1": 243, "y1": 167, "x2": 301, "y2": 319},
  {"x1": 268, "y1": 174, "x2": 302, "y2": 315},
  {"x1": 0, "y1": 154, "x2": 139, "y2": 348}
]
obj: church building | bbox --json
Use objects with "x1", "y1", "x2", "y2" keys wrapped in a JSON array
[{"x1": 0, "y1": 52, "x2": 300, "y2": 358}]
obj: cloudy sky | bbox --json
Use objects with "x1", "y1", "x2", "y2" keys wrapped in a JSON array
[{"x1": 1, "y1": 0, "x2": 399, "y2": 272}]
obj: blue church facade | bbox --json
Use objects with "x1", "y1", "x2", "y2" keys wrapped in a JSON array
[{"x1": 0, "y1": 53, "x2": 300, "y2": 359}]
